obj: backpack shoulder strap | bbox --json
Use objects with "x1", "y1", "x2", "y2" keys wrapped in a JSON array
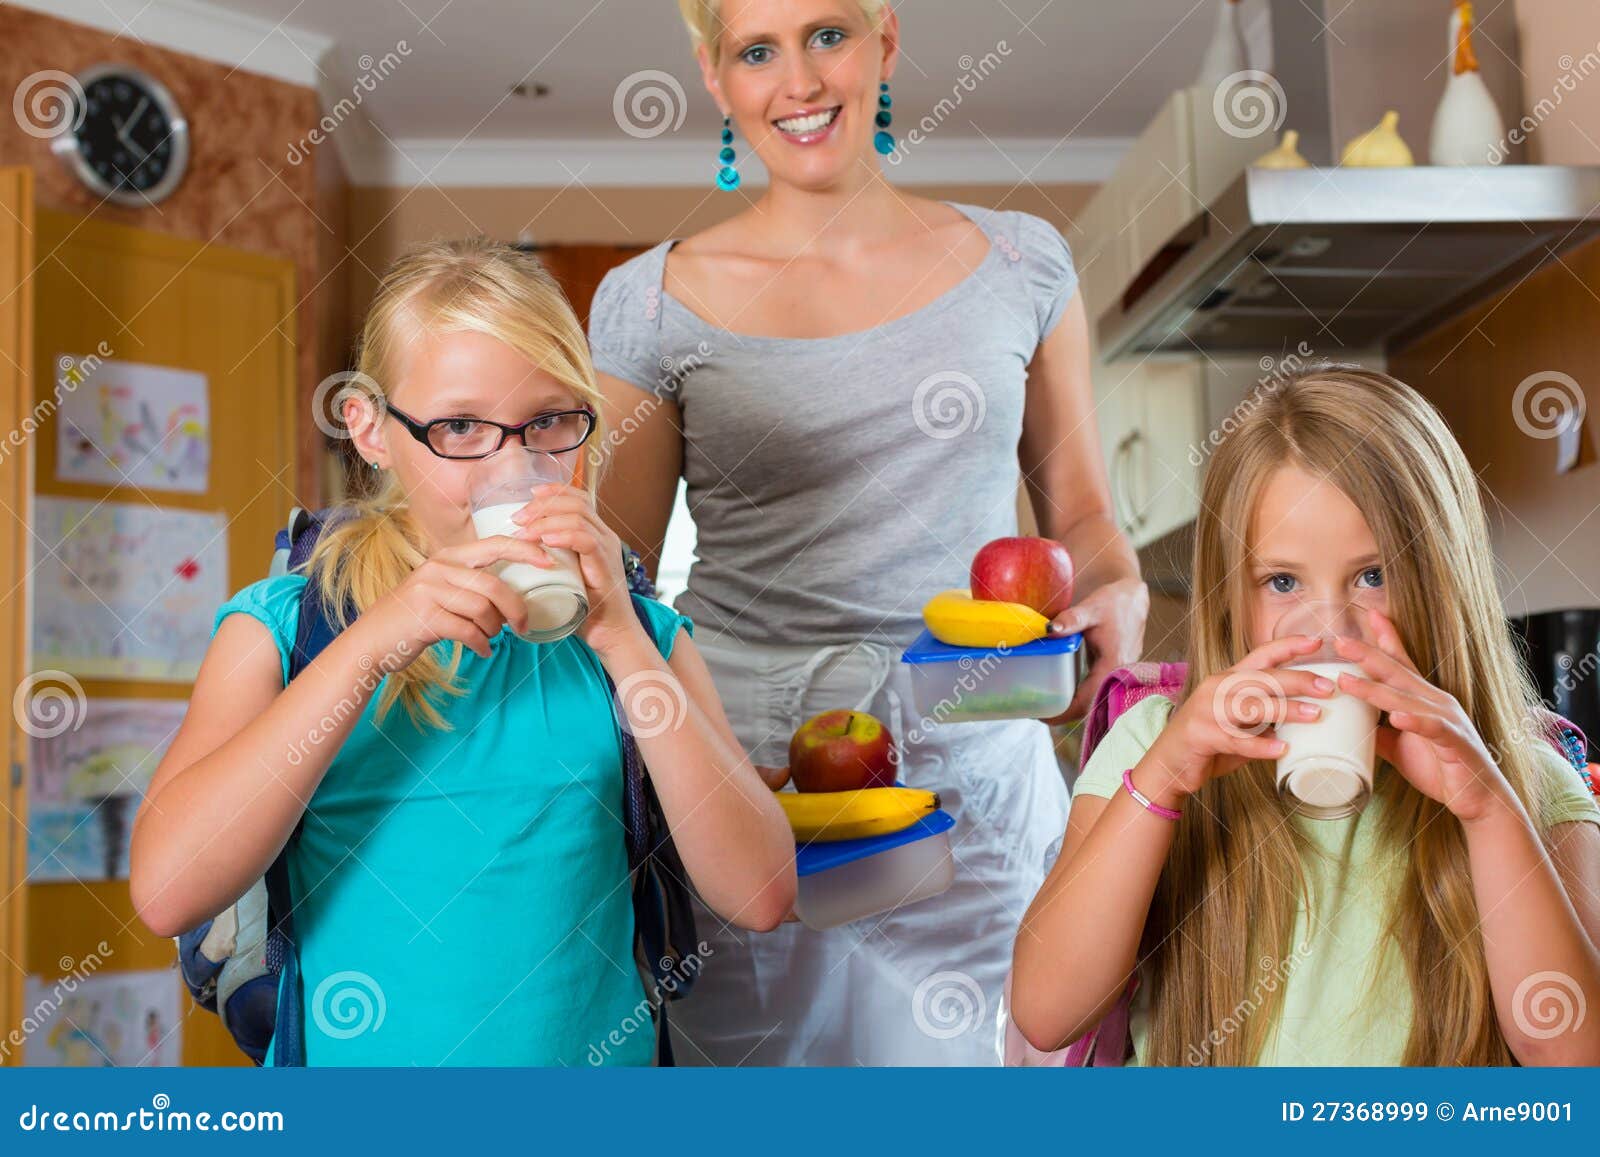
[{"x1": 1079, "y1": 662, "x2": 1188, "y2": 773}]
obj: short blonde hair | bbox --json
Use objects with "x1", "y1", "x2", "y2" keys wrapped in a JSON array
[{"x1": 677, "y1": 0, "x2": 888, "y2": 63}]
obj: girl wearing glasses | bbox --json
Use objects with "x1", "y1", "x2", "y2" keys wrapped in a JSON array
[{"x1": 131, "y1": 238, "x2": 796, "y2": 1066}]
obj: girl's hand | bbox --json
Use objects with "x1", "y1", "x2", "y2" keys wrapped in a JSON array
[
  {"x1": 1141, "y1": 635, "x2": 1334, "y2": 805},
  {"x1": 1048, "y1": 576, "x2": 1150, "y2": 723},
  {"x1": 1333, "y1": 610, "x2": 1512, "y2": 824},
  {"x1": 511, "y1": 483, "x2": 650, "y2": 658},
  {"x1": 362, "y1": 537, "x2": 539, "y2": 660}
]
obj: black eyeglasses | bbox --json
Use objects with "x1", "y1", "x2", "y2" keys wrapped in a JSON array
[{"x1": 385, "y1": 403, "x2": 596, "y2": 460}]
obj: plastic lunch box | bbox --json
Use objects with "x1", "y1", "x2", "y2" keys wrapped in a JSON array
[
  {"x1": 793, "y1": 810, "x2": 956, "y2": 930},
  {"x1": 899, "y1": 629, "x2": 1084, "y2": 724}
]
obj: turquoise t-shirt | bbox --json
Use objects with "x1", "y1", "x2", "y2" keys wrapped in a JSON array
[{"x1": 213, "y1": 574, "x2": 693, "y2": 1067}]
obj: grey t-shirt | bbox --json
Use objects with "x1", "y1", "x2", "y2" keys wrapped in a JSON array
[{"x1": 588, "y1": 202, "x2": 1079, "y2": 647}]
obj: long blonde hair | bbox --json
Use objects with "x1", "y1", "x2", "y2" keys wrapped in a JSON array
[
  {"x1": 677, "y1": 0, "x2": 888, "y2": 63},
  {"x1": 1143, "y1": 366, "x2": 1553, "y2": 1066},
  {"x1": 308, "y1": 237, "x2": 607, "y2": 730}
]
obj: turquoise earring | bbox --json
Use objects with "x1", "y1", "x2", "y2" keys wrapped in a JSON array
[
  {"x1": 874, "y1": 81, "x2": 895, "y2": 155},
  {"x1": 716, "y1": 115, "x2": 740, "y2": 191}
]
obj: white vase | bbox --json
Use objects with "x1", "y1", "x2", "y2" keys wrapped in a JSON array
[
  {"x1": 1196, "y1": 0, "x2": 1250, "y2": 89},
  {"x1": 1430, "y1": 1, "x2": 1506, "y2": 165}
]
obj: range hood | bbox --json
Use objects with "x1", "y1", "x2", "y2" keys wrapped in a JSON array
[
  {"x1": 1099, "y1": 164, "x2": 1600, "y2": 357},
  {"x1": 1097, "y1": 0, "x2": 1600, "y2": 358}
]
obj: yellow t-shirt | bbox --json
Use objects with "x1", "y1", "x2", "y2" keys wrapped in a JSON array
[{"x1": 1073, "y1": 694, "x2": 1600, "y2": 1066}]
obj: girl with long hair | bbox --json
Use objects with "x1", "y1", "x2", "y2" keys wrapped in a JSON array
[{"x1": 1012, "y1": 367, "x2": 1600, "y2": 1065}]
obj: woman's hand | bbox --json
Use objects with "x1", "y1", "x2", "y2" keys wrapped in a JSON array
[
  {"x1": 512, "y1": 483, "x2": 651, "y2": 659},
  {"x1": 1139, "y1": 635, "x2": 1334, "y2": 806},
  {"x1": 1047, "y1": 576, "x2": 1150, "y2": 722},
  {"x1": 361, "y1": 537, "x2": 538, "y2": 660},
  {"x1": 1334, "y1": 610, "x2": 1514, "y2": 824}
]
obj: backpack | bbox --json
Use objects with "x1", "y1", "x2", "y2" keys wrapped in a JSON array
[
  {"x1": 175, "y1": 507, "x2": 699, "y2": 1066},
  {"x1": 1004, "y1": 661, "x2": 1594, "y2": 1067}
]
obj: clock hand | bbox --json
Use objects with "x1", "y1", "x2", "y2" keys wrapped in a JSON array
[{"x1": 120, "y1": 96, "x2": 149, "y2": 140}]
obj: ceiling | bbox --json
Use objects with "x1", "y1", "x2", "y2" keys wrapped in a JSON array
[{"x1": 28, "y1": 0, "x2": 1276, "y2": 183}]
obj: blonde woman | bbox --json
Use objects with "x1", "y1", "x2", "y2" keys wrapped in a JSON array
[
  {"x1": 130, "y1": 239, "x2": 794, "y2": 1066},
  {"x1": 1012, "y1": 368, "x2": 1600, "y2": 1065},
  {"x1": 590, "y1": 0, "x2": 1146, "y2": 1065}
]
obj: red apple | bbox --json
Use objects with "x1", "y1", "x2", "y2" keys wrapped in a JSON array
[
  {"x1": 970, "y1": 537, "x2": 1075, "y2": 618},
  {"x1": 788, "y1": 710, "x2": 897, "y2": 793}
]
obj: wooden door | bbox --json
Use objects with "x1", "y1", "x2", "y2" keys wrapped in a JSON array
[
  {"x1": 23, "y1": 210, "x2": 296, "y2": 1067},
  {"x1": 527, "y1": 243, "x2": 650, "y2": 329},
  {"x1": 0, "y1": 168, "x2": 34, "y2": 1066}
]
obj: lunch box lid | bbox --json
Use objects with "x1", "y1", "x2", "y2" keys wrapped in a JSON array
[
  {"x1": 794, "y1": 809, "x2": 956, "y2": 877},
  {"x1": 899, "y1": 627, "x2": 1083, "y2": 665}
]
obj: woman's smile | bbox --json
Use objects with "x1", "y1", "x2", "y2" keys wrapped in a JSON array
[{"x1": 773, "y1": 104, "x2": 842, "y2": 144}]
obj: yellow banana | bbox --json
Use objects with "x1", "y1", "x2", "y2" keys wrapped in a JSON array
[
  {"x1": 779, "y1": 787, "x2": 941, "y2": 843},
  {"x1": 922, "y1": 588, "x2": 1050, "y2": 649}
]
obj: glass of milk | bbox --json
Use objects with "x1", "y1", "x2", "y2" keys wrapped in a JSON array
[
  {"x1": 1271, "y1": 602, "x2": 1379, "y2": 820},
  {"x1": 466, "y1": 447, "x2": 588, "y2": 644}
]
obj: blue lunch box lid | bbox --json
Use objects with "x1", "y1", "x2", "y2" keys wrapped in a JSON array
[
  {"x1": 794, "y1": 809, "x2": 955, "y2": 878},
  {"x1": 899, "y1": 626, "x2": 1083, "y2": 665}
]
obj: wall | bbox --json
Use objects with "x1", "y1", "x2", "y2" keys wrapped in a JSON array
[
  {"x1": 1389, "y1": 1, "x2": 1600, "y2": 617},
  {"x1": 0, "y1": 6, "x2": 350, "y2": 504}
]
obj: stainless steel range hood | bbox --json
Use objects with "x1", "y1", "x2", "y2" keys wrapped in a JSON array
[
  {"x1": 1099, "y1": 164, "x2": 1600, "y2": 358},
  {"x1": 1095, "y1": 0, "x2": 1600, "y2": 359}
]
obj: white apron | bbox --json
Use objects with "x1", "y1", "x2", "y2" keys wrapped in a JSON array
[{"x1": 669, "y1": 627, "x2": 1071, "y2": 1066}]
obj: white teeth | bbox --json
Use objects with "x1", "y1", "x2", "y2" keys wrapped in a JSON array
[{"x1": 776, "y1": 108, "x2": 838, "y2": 134}]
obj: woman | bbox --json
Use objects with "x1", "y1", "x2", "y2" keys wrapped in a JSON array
[{"x1": 589, "y1": 0, "x2": 1147, "y2": 1066}]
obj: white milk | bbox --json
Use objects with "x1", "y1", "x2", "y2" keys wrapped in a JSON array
[
  {"x1": 1274, "y1": 659, "x2": 1378, "y2": 819},
  {"x1": 470, "y1": 501, "x2": 588, "y2": 642}
]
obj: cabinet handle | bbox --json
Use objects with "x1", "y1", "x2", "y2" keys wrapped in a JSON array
[{"x1": 1112, "y1": 430, "x2": 1145, "y2": 532}]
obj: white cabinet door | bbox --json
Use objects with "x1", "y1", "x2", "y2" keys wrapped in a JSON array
[{"x1": 1092, "y1": 356, "x2": 1205, "y2": 549}]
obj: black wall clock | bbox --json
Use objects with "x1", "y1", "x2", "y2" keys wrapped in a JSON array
[{"x1": 51, "y1": 64, "x2": 190, "y2": 206}]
